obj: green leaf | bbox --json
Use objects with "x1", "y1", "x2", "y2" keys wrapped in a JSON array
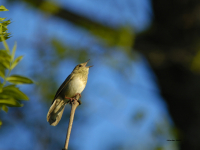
[
  {"x1": 2, "y1": 105, "x2": 8, "y2": 112},
  {"x1": 1, "y1": 35, "x2": 9, "y2": 52},
  {"x1": 10, "y1": 56, "x2": 23, "y2": 69},
  {"x1": 0, "y1": 83, "x2": 3, "y2": 92},
  {"x1": 0, "y1": 98, "x2": 23, "y2": 107},
  {"x1": 0, "y1": 18, "x2": 11, "y2": 44},
  {"x1": 11, "y1": 42, "x2": 17, "y2": 61},
  {"x1": 0, "y1": 50, "x2": 11, "y2": 69},
  {"x1": 0, "y1": 60, "x2": 10, "y2": 69},
  {"x1": 0, "y1": 71, "x2": 4, "y2": 78},
  {"x1": 0, "y1": 5, "x2": 9, "y2": 11},
  {"x1": 6, "y1": 75, "x2": 33, "y2": 84},
  {"x1": 0, "y1": 24, "x2": 11, "y2": 41},
  {"x1": 0, "y1": 50, "x2": 11, "y2": 60},
  {"x1": 0, "y1": 18, "x2": 5, "y2": 21},
  {"x1": 0, "y1": 94, "x2": 10, "y2": 99},
  {"x1": 0, "y1": 64, "x2": 5, "y2": 78},
  {"x1": 0, "y1": 120, "x2": 2, "y2": 127},
  {"x1": 2, "y1": 85, "x2": 29, "y2": 100}
]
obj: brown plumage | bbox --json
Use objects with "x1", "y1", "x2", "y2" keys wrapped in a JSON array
[{"x1": 47, "y1": 60, "x2": 92, "y2": 126}]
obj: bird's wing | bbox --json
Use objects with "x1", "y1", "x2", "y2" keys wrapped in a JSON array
[{"x1": 52, "y1": 74, "x2": 74, "y2": 102}]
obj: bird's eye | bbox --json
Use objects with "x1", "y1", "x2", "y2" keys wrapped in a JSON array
[{"x1": 79, "y1": 65, "x2": 82, "y2": 67}]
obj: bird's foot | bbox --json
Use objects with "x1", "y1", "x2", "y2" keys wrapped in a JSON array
[
  {"x1": 65, "y1": 96, "x2": 76, "y2": 103},
  {"x1": 65, "y1": 93, "x2": 82, "y2": 105},
  {"x1": 72, "y1": 93, "x2": 82, "y2": 105}
]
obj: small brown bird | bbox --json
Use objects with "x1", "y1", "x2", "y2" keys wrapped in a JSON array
[{"x1": 47, "y1": 60, "x2": 92, "y2": 126}]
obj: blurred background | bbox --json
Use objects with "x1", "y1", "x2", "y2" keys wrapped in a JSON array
[{"x1": 0, "y1": 0, "x2": 200, "y2": 150}]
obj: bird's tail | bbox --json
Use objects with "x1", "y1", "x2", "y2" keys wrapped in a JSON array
[{"x1": 47, "y1": 99, "x2": 67, "y2": 126}]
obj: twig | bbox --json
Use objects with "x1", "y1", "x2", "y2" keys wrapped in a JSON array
[{"x1": 62, "y1": 94, "x2": 80, "y2": 150}]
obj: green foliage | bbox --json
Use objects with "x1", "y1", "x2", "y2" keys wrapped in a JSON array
[
  {"x1": 0, "y1": 39, "x2": 34, "y2": 121},
  {"x1": 39, "y1": 1, "x2": 60, "y2": 14},
  {"x1": 0, "y1": 39, "x2": 33, "y2": 125},
  {"x1": 51, "y1": 38, "x2": 88, "y2": 62},
  {"x1": 0, "y1": 8, "x2": 33, "y2": 127},
  {"x1": 0, "y1": 5, "x2": 11, "y2": 41},
  {"x1": 6, "y1": 75, "x2": 33, "y2": 84},
  {"x1": 0, "y1": 5, "x2": 8, "y2": 11}
]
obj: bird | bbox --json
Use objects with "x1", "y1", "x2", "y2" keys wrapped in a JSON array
[{"x1": 47, "y1": 59, "x2": 92, "y2": 126}]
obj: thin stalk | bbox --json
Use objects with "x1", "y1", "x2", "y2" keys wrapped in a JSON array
[{"x1": 62, "y1": 95, "x2": 80, "y2": 150}]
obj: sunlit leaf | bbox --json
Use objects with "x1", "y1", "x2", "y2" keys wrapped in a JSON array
[
  {"x1": 0, "y1": 64, "x2": 5, "y2": 78},
  {"x1": 2, "y1": 105, "x2": 8, "y2": 112},
  {"x1": 6, "y1": 75, "x2": 33, "y2": 84},
  {"x1": 0, "y1": 50, "x2": 11, "y2": 69},
  {"x1": 0, "y1": 5, "x2": 9, "y2": 11},
  {"x1": 2, "y1": 85, "x2": 29, "y2": 100},
  {"x1": 0, "y1": 98, "x2": 23, "y2": 107},
  {"x1": 1, "y1": 20, "x2": 10, "y2": 26},
  {"x1": 0, "y1": 18, "x2": 5, "y2": 21},
  {"x1": 11, "y1": 42, "x2": 17, "y2": 61},
  {"x1": 0, "y1": 17, "x2": 11, "y2": 42},
  {"x1": 1, "y1": 35, "x2": 9, "y2": 52},
  {"x1": 10, "y1": 56, "x2": 23, "y2": 69},
  {"x1": 0, "y1": 60, "x2": 10, "y2": 69}
]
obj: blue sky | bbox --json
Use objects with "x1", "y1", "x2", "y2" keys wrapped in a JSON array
[{"x1": 0, "y1": 0, "x2": 178, "y2": 150}]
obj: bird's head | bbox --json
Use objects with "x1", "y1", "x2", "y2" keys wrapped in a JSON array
[{"x1": 72, "y1": 59, "x2": 93, "y2": 75}]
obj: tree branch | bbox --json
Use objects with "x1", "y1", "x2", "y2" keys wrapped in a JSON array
[{"x1": 22, "y1": 0, "x2": 116, "y2": 33}]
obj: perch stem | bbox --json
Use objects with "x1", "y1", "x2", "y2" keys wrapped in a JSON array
[{"x1": 63, "y1": 95, "x2": 80, "y2": 150}]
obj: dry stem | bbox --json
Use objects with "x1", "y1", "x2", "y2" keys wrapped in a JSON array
[{"x1": 62, "y1": 95, "x2": 80, "y2": 150}]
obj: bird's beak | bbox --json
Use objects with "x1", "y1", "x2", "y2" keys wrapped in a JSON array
[{"x1": 83, "y1": 59, "x2": 93, "y2": 68}]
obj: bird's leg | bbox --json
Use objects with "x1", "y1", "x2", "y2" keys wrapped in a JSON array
[
  {"x1": 72, "y1": 93, "x2": 82, "y2": 105},
  {"x1": 65, "y1": 96, "x2": 76, "y2": 103},
  {"x1": 64, "y1": 93, "x2": 82, "y2": 104}
]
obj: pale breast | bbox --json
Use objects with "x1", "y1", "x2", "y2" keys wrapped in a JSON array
[{"x1": 63, "y1": 76, "x2": 86, "y2": 98}]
